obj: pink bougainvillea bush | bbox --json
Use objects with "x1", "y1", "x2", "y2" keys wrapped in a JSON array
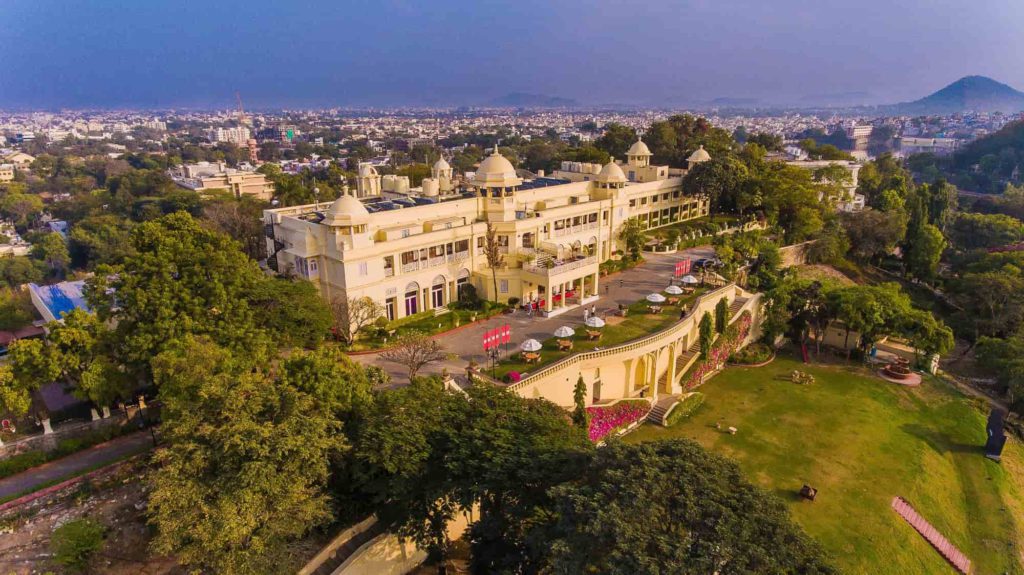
[
  {"x1": 587, "y1": 400, "x2": 650, "y2": 442},
  {"x1": 684, "y1": 310, "x2": 752, "y2": 391}
]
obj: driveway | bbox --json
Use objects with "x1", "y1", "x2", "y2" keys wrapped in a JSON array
[{"x1": 352, "y1": 247, "x2": 716, "y2": 385}]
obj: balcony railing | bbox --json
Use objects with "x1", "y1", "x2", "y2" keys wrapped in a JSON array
[
  {"x1": 384, "y1": 267, "x2": 395, "y2": 277},
  {"x1": 552, "y1": 221, "x2": 599, "y2": 238},
  {"x1": 399, "y1": 252, "x2": 470, "y2": 275},
  {"x1": 523, "y1": 256, "x2": 597, "y2": 277}
]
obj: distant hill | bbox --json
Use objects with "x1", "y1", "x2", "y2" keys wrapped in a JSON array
[
  {"x1": 489, "y1": 92, "x2": 578, "y2": 108},
  {"x1": 889, "y1": 76, "x2": 1024, "y2": 115}
]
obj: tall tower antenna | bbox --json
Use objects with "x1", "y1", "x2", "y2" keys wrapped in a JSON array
[{"x1": 235, "y1": 91, "x2": 250, "y2": 126}]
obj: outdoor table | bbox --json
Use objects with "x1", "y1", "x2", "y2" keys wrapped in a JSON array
[
  {"x1": 667, "y1": 297, "x2": 680, "y2": 305},
  {"x1": 557, "y1": 339, "x2": 574, "y2": 351},
  {"x1": 586, "y1": 330, "x2": 602, "y2": 341},
  {"x1": 522, "y1": 352, "x2": 541, "y2": 364},
  {"x1": 649, "y1": 306, "x2": 663, "y2": 314}
]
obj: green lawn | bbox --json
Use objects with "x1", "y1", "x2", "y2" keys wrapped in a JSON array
[
  {"x1": 626, "y1": 355, "x2": 1024, "y2": 575},
  {"x1": 492, "y1": 289, "x2": 706, "y2": 380}
]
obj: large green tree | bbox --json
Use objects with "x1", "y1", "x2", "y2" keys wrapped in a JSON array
[
  {"x1": 544, "y1": 441, "x2": 837, "y2": 574},
  {"x1": 85, "y1": 212, "x2": 271, "y2": 379},
  {"x1": 148, "y1": 337, "x2": 342, "y2": 575}
]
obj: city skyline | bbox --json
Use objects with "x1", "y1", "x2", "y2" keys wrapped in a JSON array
[{"x1": 2, "y1": 0, "x2": 1023, "y2": 110}]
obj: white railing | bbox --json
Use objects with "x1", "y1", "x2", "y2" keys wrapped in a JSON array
[
  {"x1": 502, "y1": 285, "x2": 755, "y2": 392},
  {"x1": 552, "y1": 222, "x2": 599, "y2": 238},
  {"x1": 401, "y1": 253, "x2": 469, "y2": 275},
  {"x1": 447, "y1": 252, "x2": 469, "y2": 264},
  {"x1": 522, "y1": 256, "x2": 597, "y2": 276}
]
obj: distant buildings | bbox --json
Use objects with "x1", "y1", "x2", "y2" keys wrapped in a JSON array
[
  {"x1": 0, "y1": 164, "x2": 13, "y2": 182},
  {"x1": 898, "y1": 136, "x2": 962, "y2": 157},
  {"x1": 1, "y1": 150, "x2": 35, "y2": 168},
  {"x1": 786, "y1": 159, "x2": 865, "y2": 212},
  {"x1": 207, "y1": 126, "x2": 252, "y2": 146},
  {"x1": 169, "y1": 161, "x2": 274, "y2": 201}
]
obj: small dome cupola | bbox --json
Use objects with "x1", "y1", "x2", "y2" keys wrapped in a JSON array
[
  {"x1": 687, "y1": 144, "x2": 711, "y2": 169},
  {"x1": 596, "y1": 157, "x2": 627, "y2": 188},
  {"x1": 323, "y1": 192, "x2": 370, "y2": 227},
  {"x1": 473, "y1": 145, "x2": 522, "y2": 192},
  {"x1": 627, "y1": 137, "x2": 653, "y2": 167}
]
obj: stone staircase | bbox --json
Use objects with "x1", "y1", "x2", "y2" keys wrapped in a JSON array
[
  {"x1": 433, "y1": 305, "x2": 450, "y2": 317},
  {"x1": 729, "y1": 297, "x2": 748, "y2": 316},
  {"x1": 676, "y1": 339, "x2": 702, "y2": 375},
  {"x1": 647, "y1": 394, "x2": 681, "y2": 425}
]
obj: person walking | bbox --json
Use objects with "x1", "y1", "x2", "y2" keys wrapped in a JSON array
[
  {"x1": 591, "y1": 304, "x2": 596, "y2": 317},
  {"x1": 583, "y1": 308, "x2": 590, "y2": 322}
]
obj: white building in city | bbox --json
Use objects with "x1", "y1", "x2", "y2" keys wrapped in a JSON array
[{"x1": 207, "y1": 126, "x2": 252, "y2": 146}]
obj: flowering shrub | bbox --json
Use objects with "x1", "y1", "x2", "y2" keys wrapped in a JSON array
[
  {"x1": 586, "y1": 400, "x2": 649, "y2": 442},
  {"x1": 503, "y1": 371, "x2": 522, "y2": 383},
  {"x1": 683, "y1": 311, "x2": 752, "y2": 391}
]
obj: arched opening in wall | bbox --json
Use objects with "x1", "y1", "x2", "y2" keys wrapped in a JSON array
[
  {"x1": 592, "y1": 368, "x2": 601, "y2": 403},
  {"x1": 586, "y1": 236, "x2": 598, "y2": 257},
  {"x1": 431, "y1": 275, "x2": 447, "y2": 309},
  {"x1": 570, "y1": 240, "x2": 583, "y2": 258},
  {"x1": 633, "y1": 357, "x2": 647, "y2": 393},
  {"x1": 404, "y1": 281, "x2": 420, "y2": 316},
  {"x1": 456, "y1": 268, "x2": 471, "y2": 302}
]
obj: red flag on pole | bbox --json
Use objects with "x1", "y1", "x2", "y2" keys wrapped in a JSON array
[{"x1": 502, "y1": 324, "x2": 511, "y2": 343}]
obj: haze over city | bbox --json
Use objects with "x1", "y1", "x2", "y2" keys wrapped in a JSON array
[{"x1": 3, "y1": 0, "x2": 1024, "y2": 109}]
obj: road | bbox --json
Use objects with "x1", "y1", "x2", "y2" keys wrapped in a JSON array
[
  {"x1": 0, "y1": 431, "x2": 153, "y2": 501},
  {"x1": 352, "y1": 247, "x2": 716, "y2": 385}
]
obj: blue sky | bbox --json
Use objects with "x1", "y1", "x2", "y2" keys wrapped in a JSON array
[{"x1": 1, "y1": 0, "x2": 1021, "y2": 109}]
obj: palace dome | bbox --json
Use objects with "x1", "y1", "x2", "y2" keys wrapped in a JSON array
[
  {"x1": 473, "y1": 146, "x2": 522, "y2": 188},
  {"x1": 324, "y1": 193, "x2": 369, "y2": 225},
  {"x1": 433, "y1": 157, "x2": 451, "y2": 171},
  {"x1": 687, "y1": 145, "x2": 711, "y2": 163},
  {"x1": 597, "y1": 158, "x2": 627, "y2": 184},
  {"x1": 627, "y1": 138, "x2": 652, "y2": 157}
]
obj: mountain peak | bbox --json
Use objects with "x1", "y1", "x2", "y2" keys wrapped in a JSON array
[{"x1": 892, "y1": 75, "x2": 1024, "y2": 115}]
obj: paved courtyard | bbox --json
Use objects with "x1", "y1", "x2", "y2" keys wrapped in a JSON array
[{"x1": 351, "y1": 247, "x2": 715, "y2": 385}]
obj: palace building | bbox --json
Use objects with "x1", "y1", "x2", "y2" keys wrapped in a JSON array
[{"x1": 263, "y1": 139, "x2": 710, "y2": 320}]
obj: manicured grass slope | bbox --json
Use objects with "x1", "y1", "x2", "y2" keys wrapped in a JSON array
[{"x1": 626, "y1": 356, "x2": 1024, "y2": 575}]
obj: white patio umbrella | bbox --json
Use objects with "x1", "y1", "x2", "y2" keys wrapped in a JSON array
[
  {"x1": 553, "y1": 326, "x2": 576, "y2": 338},
  {"x1": 680, "y1": 274, "x2": 700, "y2": 285},
  {"x1": 585, "y1": 316, "x2": 606, "y2": 328},
  {"x1": 646, "y1": 293, "x2": 667, "y2": 303},
  {"x1": 520, "y1": 339, "x2": 543, "y2": 352},
  {"x1": 665, "y1": 285, "x2": 684, "y2": 295}
]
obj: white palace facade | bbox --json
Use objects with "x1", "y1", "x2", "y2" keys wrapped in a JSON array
[{"x1": 263, "y1": 139, "x2": 711, "y2": 320}]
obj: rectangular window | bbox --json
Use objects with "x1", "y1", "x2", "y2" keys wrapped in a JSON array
[
  {"x1": 499, "y1": 279, "x2": 508, "y2": 293},
  {"x1": 358, "y1": 262, "x2": 368, "y2": 276},
  {"x1": 588, "y1": 213, "x2": 598, "y2": 223},
  {"x1": 401, "y1": 229, "x2": 410, "y2": 238},
  {"x1": 455, "y1": 239, "x2": 469, "y2": 252}
]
